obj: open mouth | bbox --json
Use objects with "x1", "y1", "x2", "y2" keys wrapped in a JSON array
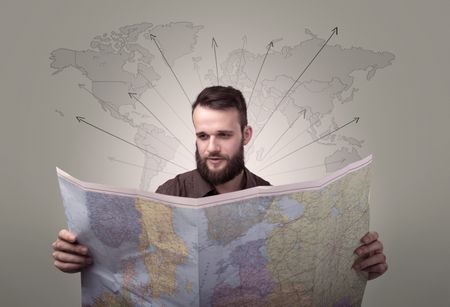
[{"x1": 207, "y1": 157, "x2": 226, "y2": 166}]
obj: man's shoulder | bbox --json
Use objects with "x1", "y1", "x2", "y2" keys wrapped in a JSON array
[
  {"x1": 155, "y1": 170, "x2": 195, "y2": 196},
  {"x1": 245, "y1": 168, "x2": 271, "y2": 188},
  {"x1": 254, "y1": 173, "x2": 271, "y2": 186},
  {"x1": 155, "y1": 169, "x2": 213, "y2": 198}
]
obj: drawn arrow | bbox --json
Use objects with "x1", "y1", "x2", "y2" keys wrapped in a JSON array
[
  {"x1": 258, "y1": 115, "x2": 358, "y2": 172},
  {"x1": 247, "y1": 40, "x2": 274, "y2": 109},
  {"x1": 265, "y1": 115, "x2": 321, "y2": 163},
  {"x1": 128, "y1": 92, "x2": 194, "y2": 156},
  {"x1": 150, "y1": 34, "x2": 191, "y2": 105},
  {"x1": 212, "y1": 37, "x2": 219, "y2": 85},
  {"x1": 137, "y1": 69, "x2": 194, "y2": 133},
  {"x1": 260, "y1": 108, "x2": 306, "y2": 161},
  {"x1": 75, "y1": 116, "x2": 188, "y2": 171},
  {"x1": 247, "y1": 27, "x2": 338, "y2": 154}
]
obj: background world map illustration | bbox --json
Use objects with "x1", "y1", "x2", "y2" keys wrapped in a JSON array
[{"x1": 50, "y1": 21, "x2": 394, "y2": 189}]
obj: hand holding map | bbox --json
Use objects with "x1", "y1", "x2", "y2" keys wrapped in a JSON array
[{"x1": 57, "y1": 155, "x2": 373, "y2": 306}]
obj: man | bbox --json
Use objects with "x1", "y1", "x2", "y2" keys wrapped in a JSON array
[{"x1": 52, "y1": 86, "x2": 387, "y2": 280}]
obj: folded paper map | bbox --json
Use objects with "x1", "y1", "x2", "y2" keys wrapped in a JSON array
[{"x1": 56, "y1": 155, "x2": 372, "y2": 307}]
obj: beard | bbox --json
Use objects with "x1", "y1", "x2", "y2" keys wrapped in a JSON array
[{"x1": 196, "y1": 142, "x2": 245, "y2": 186}]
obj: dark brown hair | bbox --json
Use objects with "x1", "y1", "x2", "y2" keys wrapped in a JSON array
[{"x1": 192, "y1": 86, "x2": 248, "y2": 129}]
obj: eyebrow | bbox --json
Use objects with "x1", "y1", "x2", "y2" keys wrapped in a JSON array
[{"x1": 195, "y1": 130, "x2": 234, "y2": 136}]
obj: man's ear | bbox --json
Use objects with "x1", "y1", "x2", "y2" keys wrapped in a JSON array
[{"x1": 242, "y1": 125, "x2": 253, "y2": 145}]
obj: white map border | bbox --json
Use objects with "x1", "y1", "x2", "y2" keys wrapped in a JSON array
[{"x1": 56, "y1": 154, "x2": 372, "y2": 208}]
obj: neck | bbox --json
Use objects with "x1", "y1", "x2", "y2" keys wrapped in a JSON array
[{"x1": 214, "y1": 170, "x2": 245, "y2": 194}]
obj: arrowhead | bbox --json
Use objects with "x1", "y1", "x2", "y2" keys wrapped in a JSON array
[
  {"x1": 332, "y1": 27, "x2": 338, "y2": 35},
  {"x1": 212, "y1": 37, "x2": 218, "y2": 48},
  {"x1": 150, "y1": 34, "x2": 156, "y2": 40},
  {"x1": 128, "y1": 92, "x2": 137, "y2": 99},
  {"x1": 76, "y1": 116, "x2": 85, "y2": 123},
  {"x1": 267, "y1": 41, "x2": 274, "y2": 49},
  {"x1": 354, "y1": 117, "x2": 360, "y2": 123}
]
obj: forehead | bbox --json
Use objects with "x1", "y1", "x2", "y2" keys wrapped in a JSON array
[{"x1": 192, "y1": 106, "x2": 241, "y2": 132}]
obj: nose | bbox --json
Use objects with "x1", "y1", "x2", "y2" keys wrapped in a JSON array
[{"x1": 206, "y1": 136, "x2": 220, "y2": 153}]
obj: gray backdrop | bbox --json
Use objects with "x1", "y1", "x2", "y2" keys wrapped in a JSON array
[{"x1": 1, "y1": 0, "x2": 449, "y2": 306}]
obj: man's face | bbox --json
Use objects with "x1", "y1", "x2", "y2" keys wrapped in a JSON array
[{"x1": 193, "y1": 105, "x2": 252, "y2": 185}]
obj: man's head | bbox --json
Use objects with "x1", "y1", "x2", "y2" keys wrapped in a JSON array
[
  {"x1": 192, "y1": 86, "x2": 252, "y2": 185},
  {"x1": 192, "y1": 86, "x2": 248, "y2": 132}
]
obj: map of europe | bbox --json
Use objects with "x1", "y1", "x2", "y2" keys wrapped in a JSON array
[{"x1": 57, "y1": 155, "x2": 372, "y2": 306}]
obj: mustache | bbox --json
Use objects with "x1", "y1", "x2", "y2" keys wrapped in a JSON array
[{"x1": 205, "y1": 154, "x2": 228, "y2": 159}]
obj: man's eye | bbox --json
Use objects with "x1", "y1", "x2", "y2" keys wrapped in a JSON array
[
  {"x1": 218, "y1": 133, "x2": 231, "y2": 138},
  {"x1": 197, "y1": 134, "x2": 208, "y2": 140}
]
